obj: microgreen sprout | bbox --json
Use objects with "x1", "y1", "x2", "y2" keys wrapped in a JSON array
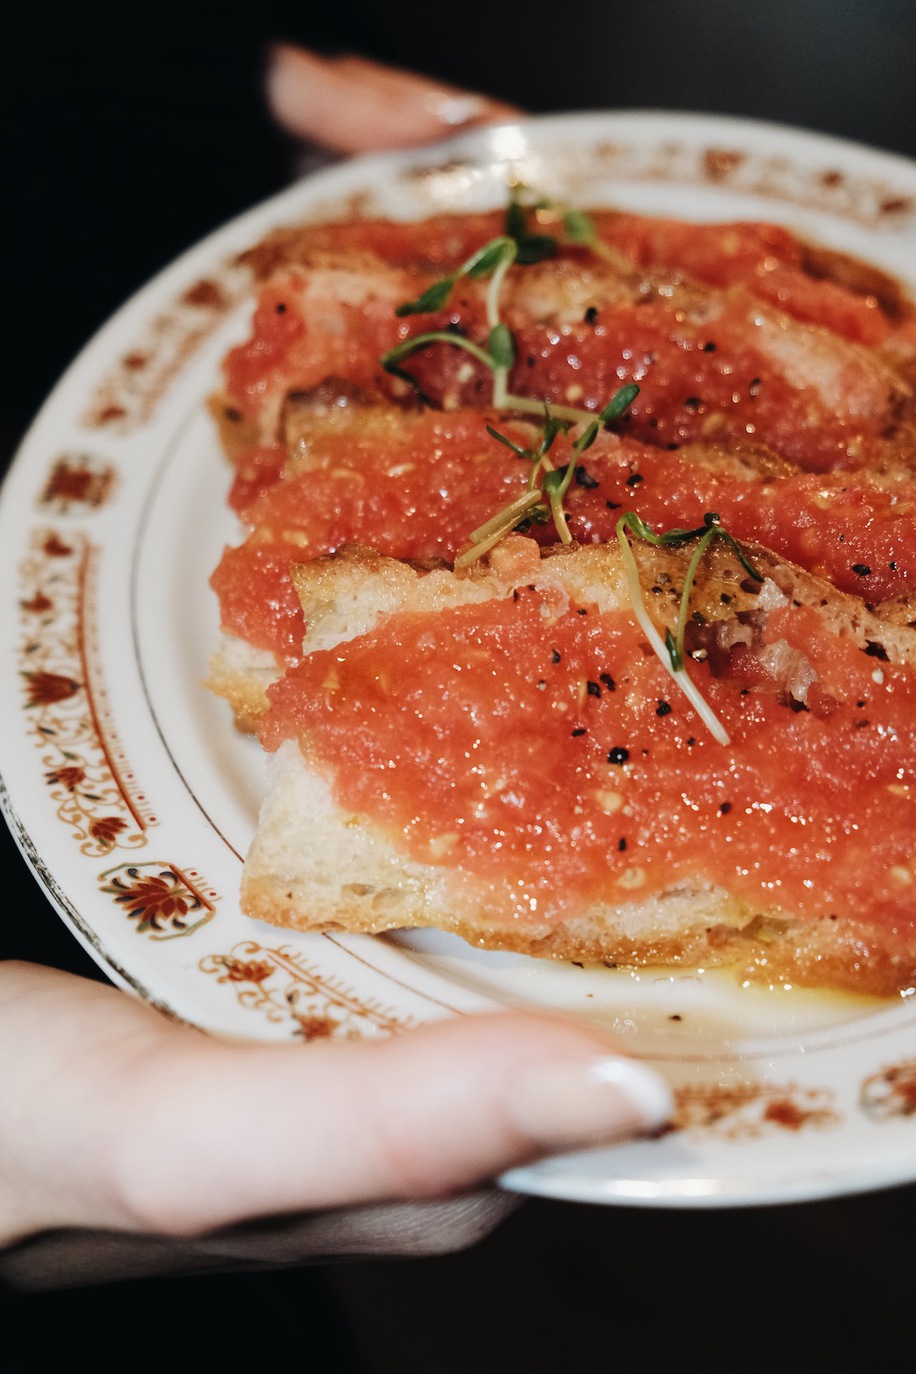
[
  {"x1": 505, "y1": 183, "x2": 634, "y2": 273},
  {"x1": 615, "y1": 511, "x2": 763, "y2": 745},
  {"x1": 395, "y1": 236, "x2": 518, "y2": 322},
  {"x1": 504, "y1": 189, "x2": 560, "y2": 264},
  {"x1": 455, "y1": 386, "x2": 639, "y2": 567},
  {"x1": 381, "y1": 187, "x2": 639, "y2": 423},
  {"x1": 382, "y1": 234, "x2": 531, "y2": 411}
]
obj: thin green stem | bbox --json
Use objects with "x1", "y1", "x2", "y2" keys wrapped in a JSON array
[
  {"x1": 673, "y1": 527, "x2": 718, "y2": 671},
  {"x1": 615, "y1": 519, "x2": 731, "y2": 746},
  {"x1": 382, "y1": 331, "x2": 496, "y2": 375}
]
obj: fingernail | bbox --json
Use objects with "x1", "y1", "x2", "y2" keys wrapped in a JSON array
[
  {"x1": 506, "y1": 1056, "x2": 673, "y2": 1151},
  {"x1": 422, "y1": 91, "x2": 489, "y2": 129}
]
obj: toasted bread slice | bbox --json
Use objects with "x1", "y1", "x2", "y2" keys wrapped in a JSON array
[{"x1": 241, "y1": 538, "x2": 916, "y2": 995}]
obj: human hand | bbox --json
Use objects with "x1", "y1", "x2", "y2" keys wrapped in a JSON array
[{"x1": 0, "y1": 960, "x2": 670, "y2": 1258}]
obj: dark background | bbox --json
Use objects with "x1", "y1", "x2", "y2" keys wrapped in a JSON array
[
  {"x1": 3, "y1": 2, "x2": 916, "y2": 1367},
  {"x1": 8, "y1": 0, "x2": 916, "y2": 438}
]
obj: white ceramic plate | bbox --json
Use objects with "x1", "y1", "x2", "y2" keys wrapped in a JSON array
[{"x1": 3, "y1": 110, "x2": 916, "y2": 1209}]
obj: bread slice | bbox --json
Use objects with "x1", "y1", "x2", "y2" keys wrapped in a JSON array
[
  {"x1": 204, "y1": 637, "x2": 278, "y2": 736},
  {"x1": 240, "y1": 537, "x2": 916, "y2": 995},
  {"x1": 205, "y1": 400, "x2": 916, "y2": 739}
]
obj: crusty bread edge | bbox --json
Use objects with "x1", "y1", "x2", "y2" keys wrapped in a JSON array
[{"x1": 242, "y1": 744, "x2": 915, "y2": 997}]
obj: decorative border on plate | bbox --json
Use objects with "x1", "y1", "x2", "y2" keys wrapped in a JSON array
[
  {"x1": 38, "y1": 453, "x2": 117, "y2": 514},
  {"x1": 83, "y1": 267, "x2": 252, "y2": 434},
  {"x1": 100, "y1": 861, "x2": 219, "y2": 939},
  {"x1": 860, "y1": 1058, "x2": 916, "y2": 1120},
  {"x1": 670, "y1": 1080, "x2": 841, "y2": 1140},
  {"x1": 199, "y1": 940, "x2": 419, "y2": 1040},
  {"x1": 19, "y1": 529, "x2": 155, "y2": 854},
  {"x1": 402, "y1": 136, "x2": 916, "y2": 230}
]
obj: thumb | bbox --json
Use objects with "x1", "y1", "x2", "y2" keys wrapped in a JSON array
[
  {"x1": 265, "y1": 45, "x2": 523, "y2": 155},
  {"x1": 118, "y1": 1008, "x2": 673, "y2": 1234},
  {"x1": 0, "y1": 961, "x2": 672, "y2": 1244}
]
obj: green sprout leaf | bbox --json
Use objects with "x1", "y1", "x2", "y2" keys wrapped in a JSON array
[
  {"x1": 562, "y1": 208, "x2": 597, "y2": 245},
  {"x1": 395, "y1": 276, "x2": 457, "y2": 317},
  {"x1": 465, "y1": 237, "x2": 517, "y2": 278},
  {"x1": 485, "y1": 425, "x2": 531, "y2": 460},
  {"x1": 395, "y1": 236, "x2": 517, "y2": 319},
  {"x1": 505, "y1": 196, "x2": 558, "y2": 264},
  {"x1": 488, "y1": 323, "x2": 516, "y2": 370},
  {"x1": 541, "y1": 467, "x2": 567, "y2": 496},
  {"x1": 600, "y1": 382, "x2": 640, "y2": 422}
]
